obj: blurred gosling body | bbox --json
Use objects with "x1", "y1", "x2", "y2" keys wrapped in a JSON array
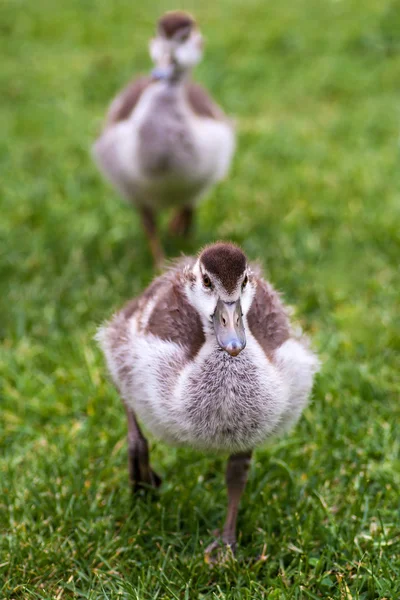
[
  {"x1": 93, "y1": 12, "x2": 235, "y2": 266},
  {"x1": 97, "y1": 243, "x2": 319, "y2": 560}
]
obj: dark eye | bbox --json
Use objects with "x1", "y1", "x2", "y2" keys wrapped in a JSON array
[
  {"x1": 176, "y1": 27, "x2": 191, "y2": 42},
  {"x1": 242, "y1": 275, "x2": 248, "y2": 290},
  {"x1": 203, "y1": 275, "x2": 212, "y2": 288}
]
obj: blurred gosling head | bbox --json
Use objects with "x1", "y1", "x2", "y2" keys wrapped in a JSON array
[{"x1": 149, "y1": 11, "x2": 204, "y2": 81}]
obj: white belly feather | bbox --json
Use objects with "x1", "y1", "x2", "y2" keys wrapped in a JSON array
[
  {"x1": 98, "y1": 315, "x2": 317, "y2": 453},
  {"x1": 93, "y1": 83, "x2": 235, "y2": 208}
]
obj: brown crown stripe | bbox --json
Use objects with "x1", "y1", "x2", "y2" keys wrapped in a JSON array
[
  {"x1": 158, "y1": 11, "x2": 195, "y2": 38},
  {"x1": 200, "y1": 243, "x2": 247, "y2": 294}
]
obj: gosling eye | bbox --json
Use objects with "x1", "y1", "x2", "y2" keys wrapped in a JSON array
[
  {"x1": 178, "y1": 31, "x2": 190, "y2": 42},
  {"x1": 202, "y1": 274, "x2": 212, "y2": 289},
  {"x1": 242, "y1": 275, "x2": 248, "y2": 290},
  {"x1": 175, "y1": 26, "x2": 191, "y2": 42}
]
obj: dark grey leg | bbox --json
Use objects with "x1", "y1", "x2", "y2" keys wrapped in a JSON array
[
  {"x1": 124, "y1": 403, "x2": 162, "y2": 492},
  {"x1": 205, "y1": 451, "x2": 252, "y2": 562},
  {"x1": 168, "y1": 205, "x2": 194, "y2": 238},
  {"x1": 139, "y1": 207, "x2": 165, "y2": 269}
]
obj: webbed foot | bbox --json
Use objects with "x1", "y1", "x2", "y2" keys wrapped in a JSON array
[{"x1": 204, "y1": 530, "x2": 236, "y2": 565}]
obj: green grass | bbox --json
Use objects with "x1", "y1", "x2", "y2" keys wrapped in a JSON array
[{"x1": 1, "y1": 0, "x2": 400, "y2": 597}]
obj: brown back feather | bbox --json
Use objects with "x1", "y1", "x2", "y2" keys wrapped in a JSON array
[
  {"x1": 186, "y1": 82, "x2": 225, "y2": 120},
  {"x1": 105, "y1": 76, "x2": 153, "y2": 127},
  {"x1": 247, "y1": 277, "x2": 290, "y2": 357},
  {"x1": 145, "y1": 280, "x2": 205, "y2": 360},
  {"x1": 118, "y1": 258, "x2": 204, "y2": 361}
]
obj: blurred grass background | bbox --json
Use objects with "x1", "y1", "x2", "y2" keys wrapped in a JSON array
[{"x1": 1, "y1": 0, "x2": 400, "y2": 597}]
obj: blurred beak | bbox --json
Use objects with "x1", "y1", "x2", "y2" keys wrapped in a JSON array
[
  {"x1": 151, "y1": 54, "x2": 174, "y2": 81},
  {"x1": 213, "y1": 298, "x2": 246, "y2": 357}
]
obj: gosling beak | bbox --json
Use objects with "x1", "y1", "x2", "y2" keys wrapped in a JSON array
[
  {"x1": 213, "y1": 298, "x2": 246, "y2": 357},
  {"x1": 151, "y1": 55, "x2": 174, "y2": 81}
]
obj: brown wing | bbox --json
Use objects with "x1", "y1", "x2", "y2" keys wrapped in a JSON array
[
  {"x1": 121, "y1": 275, "x2": 168, "y2": 320},
  {"x1": 141, "y1": 261, "x2": 204, "y2": 362},
  {"x1": 145, "y1": 280, "x2": 205, "y2": 360},
  {"x1": 119, "y1": 257, "x2": 204, "y2": 361},
  {"x1": 247, "y1": 276, "x2": 290, "y2": 358},
  {"x1": 186, "y1": 82, "x2": 228, "y2": 120},
  {"x1": 105, "y1": 76, "x2": 153, "y2": 128}
]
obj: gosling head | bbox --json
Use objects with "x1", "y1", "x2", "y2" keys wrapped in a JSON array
[
  {"x1": 186, "y1": 243, "x2": 256, "y2": 357},
  {"x1": 149, "y1": 11, "x2": 203, "y2": 81}
]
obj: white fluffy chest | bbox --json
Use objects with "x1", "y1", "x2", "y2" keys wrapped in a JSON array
[
  {"x1": 173, "y1": 337, "x2": 289, "y2": 451},
  {"x1": 125, "y1": 330, "x2": 290, "y2": 453},
  {"x1": 135, "y1": 84, "x2": 234, "y2": 183},
  {"x1": 93, "y1": 83, "x2": 234, "y2": 205}
]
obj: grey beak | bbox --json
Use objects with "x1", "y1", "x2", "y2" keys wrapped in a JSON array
[
  {"x1": 151, "y1": 54, "x2": 175, "y2": 81},
  {"x1": 213, "y1": 298, "x2": 246, "y2": 357},
  {"x1": 151, "y1": 64, "x2": 175, "y2": 81}
]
